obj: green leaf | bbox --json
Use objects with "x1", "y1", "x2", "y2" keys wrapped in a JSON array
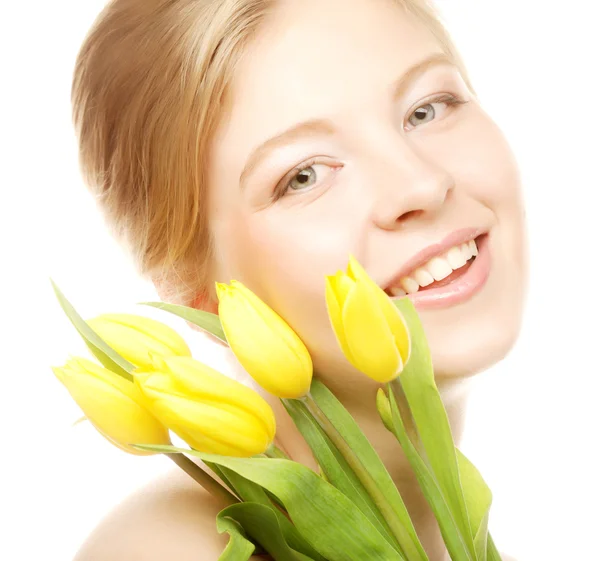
[
  {"x1": 282, "y1": 398, "x2": 398, "y2": 551},
  {"x1": 309, "y1": 379, "x2": 426, "y2": 560},
  {"x1": 216, "y1": 514, "x2": 256, "y2": 561},
  {"x1": 456, "y1": 449, "x2": 493, "y2": 560},
  {"x1": 50, "y1": 279, "x2": 135, "y2": 380},
  {"x1": 140, "y1": 301, "x2": 227, "y2": 344},
  {"x1": 386, "y1": 385, "x2": 472, "y2": 561},
  {"x1": 473, "y1": 511, "x2": 489, "y2": 560},
  {"x1": 219, "y1": 503, "x2": 316, "y2": 561},
  {"x1": 393, "y1": 298, "x2": 475, "y2": 558},
  {"x1": 204, "y1": 461, "x2": 239, "y2": 498},
  {"x1": 218, "y1": 466, "x2": 326, "y2": 561},
  {"x1": 137, "y1": 445, "x2": 403, "y2": 561},
  {"x1": 485, "y1": 533, "x2": 502, "y2": 561}
]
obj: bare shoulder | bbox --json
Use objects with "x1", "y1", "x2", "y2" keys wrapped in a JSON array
[
  {"x1": 74, "y1": 466, "x2": 263, "y2": 561},
  {"x1": 74, "y1": 468, "x2": 521, "y2": 561}
]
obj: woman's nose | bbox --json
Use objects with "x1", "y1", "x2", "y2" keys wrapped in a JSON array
[{"x1": 366, "y1": 133, "x2": 455, "y2": 230}]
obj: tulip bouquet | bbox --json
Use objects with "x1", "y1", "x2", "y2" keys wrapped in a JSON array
[{"x1": 51, "y1": 256, "x2": 501, "y2": 561}]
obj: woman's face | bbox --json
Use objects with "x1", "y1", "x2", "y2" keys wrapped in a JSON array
[{"x1": 207, "y1": 0, "x2": 527, "y2": 394}]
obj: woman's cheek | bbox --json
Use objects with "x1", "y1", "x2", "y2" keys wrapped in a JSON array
[{"x1": 462, "y1": 113, "x2": 523, "y2": 206}]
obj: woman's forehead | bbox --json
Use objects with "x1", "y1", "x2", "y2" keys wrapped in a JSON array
[
  {"x1": 213, "y1": 0, "x2": 442, "y2": 168},
  {"x1": 233, "y1": 0, "x2": 438, "y2": 106}
]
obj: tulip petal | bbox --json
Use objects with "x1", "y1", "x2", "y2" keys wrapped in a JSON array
[
  {"x1": 54, "y1": 363, "x2": 170, "y2": 455},
  {"x1": 176, "y1": 428, "x2": 252, "y2": 457},
  {"x1": 135, "y1": 357, "x2": 276, "y2": 441},
  {"x1": 94, "y1": 313, "x2": 191, "y2": 356},
  {"x1": 325, "y1": 273, "x2": 354, "y2": 361},
  {"x1": 376, "y1": 293, "x2": 411, "y2": 365},
  {"x1": 147, "y1": 394, "x2": 272, "y2": 456},
  {"x1": 86, "y1": 321, "x2": 176, "y2": 368},
  {"x1": 87, "y1": 314, "x2": 191, "y2": 369},
  {"x1": 67, "y1": 357, "x2": 144, "y2": 404},
  {"x1": 330, "y1": 270, "x2": 354, "y2": 307},
  {"x1": 347, "y1": 254, "x2": 370, "y2": 283},
  {"x1": 162, "y1": 357, "x2": 276, "y2": 441},
  {"x1": 342, "y1": 279, "x2": 402, "y2": 383},
  {"x1": 347, "y1": 255, "x2": 411, "y2": 364},
  {"x1": 231, "y1": 281, "x2": 312, "y2": 371},
  {"x1": 218, "y1": 282, "x2": 312, "y2": 398},
  {"x1": 93, "y1": 425, "x2": 162, "y2": 457}
]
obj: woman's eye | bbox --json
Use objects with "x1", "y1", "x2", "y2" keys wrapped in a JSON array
[
  {"x1": 289, "y1": 166, "x2": 319, "y2": 191},
  {"x1": 406, "y1": 94, "x2": 468, "y2": 129},
  {"x1": 274, "y1": 161, "x2": 339, "y2": 200}
]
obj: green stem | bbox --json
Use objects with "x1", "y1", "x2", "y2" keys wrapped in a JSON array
[
  {"x1": 302, "y1": 393, "x2": 414, "y2": 559},
  {"x1": 265, "y1": 443, "x2": 290, "y2": 459},
  {"x1": 167, "y1": 453, "x2": 239, "y2": 506},
  {"x1": 390, "y1": 378, "x2": 421, "y2": 450}
]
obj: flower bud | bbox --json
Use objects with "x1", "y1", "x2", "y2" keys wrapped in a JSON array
[
  {"x1": 215, "y1": 280, "x2": 313, "y2": 398},
  {"x1": 325, "y1": 255, "x2": 411, "y2": 383},
  {"x1": 52, "y1": 357, "x2": 171, "y2": 455},
  {"x1": 86, "y1": 313, "x2": 191, "y2": 369},
  {"x1": 134, "y1": 355, "x2": 277, "y2": 457},
  {"x1": 376, "y1": 388, "x2": 394, "y2": 432}
]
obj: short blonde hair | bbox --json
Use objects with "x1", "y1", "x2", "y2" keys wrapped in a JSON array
[{"x1": 72, "y1": 0, "x2": 473, "y2": 306}]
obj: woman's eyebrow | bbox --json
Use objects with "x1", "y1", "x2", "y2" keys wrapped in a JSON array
[
  {"x1": 239, "y1": 120, "x2": 335, "y2": 189},
  {"x1": 392, "y1": 51, "x2": 456, "y2": 100},
  {"x1": 238, "y1": 52, "x2": 455, "y2": 189}
]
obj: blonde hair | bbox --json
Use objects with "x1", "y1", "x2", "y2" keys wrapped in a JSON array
[{"x1": 72, "y1": 0, "x2": 474, "y2": 306}]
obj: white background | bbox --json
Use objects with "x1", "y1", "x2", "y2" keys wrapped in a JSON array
[{"x1": 1, "y1": 1, "x2": 599, "y2": 560}]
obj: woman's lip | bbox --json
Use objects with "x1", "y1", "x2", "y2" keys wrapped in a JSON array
[
  {"x1": 390, "y1": 234, "x2": 491, "y2": 310},
  {"x1": 383, "y1": 226, "x2": 488, "y2": 291}
]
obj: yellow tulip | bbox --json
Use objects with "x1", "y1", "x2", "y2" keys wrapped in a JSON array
[
  {"x1": 215, "y1": 280, "x2": 313, "y2": 399},
  {"x1": 134, "y1": 354, "x2": 277, "y2": 457},
  {"x1": 86, "y1": 313, "x2": 191, "y2": 369},
  {"x1": 325, "y1": 255, "x2": 411, "y2": 383},
  {"x1": 52, "y1": 357, "x2": 171, "y2": 455}
]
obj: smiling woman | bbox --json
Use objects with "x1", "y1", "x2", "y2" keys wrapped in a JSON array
[{"x1": 70, "y1": 0, "x2": 526, "y2": 559}]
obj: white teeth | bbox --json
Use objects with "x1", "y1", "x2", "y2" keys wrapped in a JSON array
[
  {"x1": 413, "y1": 268, "x2": 434, "y2": 286},
  {"x1": 426, "y1": 257, "x2": 453, "y2": 281},
  {"x1": 400, "y1": 277, "x2": 420, "y2": 294},
  {"x1": 389, "y1": 286, "x2": 407, "y2": 297},
  {"x1": 469, "y1": 239, "x2": 478, "y2": 256},
  {"x1": 445, "y1": 246, "x2": 467, "y2": 269},
  {"x1": 461, "y1": 242, "x2": 473, "y2": 260},
  {"x1": 387, "y1": 238, "x2": 480, "y2": 296}
]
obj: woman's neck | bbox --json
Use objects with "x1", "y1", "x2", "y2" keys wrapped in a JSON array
[{"x1": 269, "y1": 375, "x2": 473, "y2": 561}]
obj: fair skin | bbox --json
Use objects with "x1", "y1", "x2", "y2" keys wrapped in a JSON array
[{"x1": 75, "y1": 0, "x2": 526, "y2": 559}]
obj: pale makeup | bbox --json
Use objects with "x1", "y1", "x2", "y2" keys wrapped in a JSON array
[{"x1": 207, "y1": 0, "x2": 528, "y2": 402}]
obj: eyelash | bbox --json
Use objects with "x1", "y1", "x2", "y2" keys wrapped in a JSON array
[
  {"x1": 273, "y1": 93, "x2": 470, "y2": 200},
  {"x1": 272, "y1": 157, "x2": 336, "y2": 202},
  {"x1": 405, "y1": 93, "x2": 470, "y2": 129}
]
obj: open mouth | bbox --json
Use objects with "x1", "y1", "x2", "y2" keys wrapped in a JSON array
[{"x1": 384, "y1": 235, "x2": 484, "y2": 297}]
